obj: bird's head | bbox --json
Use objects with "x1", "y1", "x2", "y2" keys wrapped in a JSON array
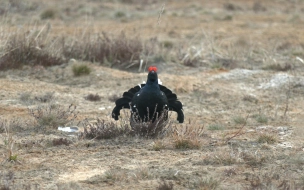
[{"x1": 147, "y1": 66, "x2": 158, "y2": 84}]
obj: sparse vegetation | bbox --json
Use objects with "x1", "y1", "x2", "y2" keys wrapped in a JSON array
[
  {"x1": 1, "y1": 119, "x2": 19, "y2": 164},
  {"x1": 52, "y1": 138, "x2": 72, "y2": 146},
  {"x1": 72, "y1": 64, "x2": 91, "y2": 77},
  {"x1": 0, "y1": 32, "x2": 63, "y2": 71},
  {"x1": 79, "y1": 119, "x2": 129, "y2": 139},
  {"x1": 208, "y1": 124, "x2": 225, "y2": 131},
  {"x1": 257, "y1": 134, "x2": 277, "y2": 144},
  {"x1": 40, "y1": 8, "x2": 56, "y2": 20},
  {"x1": 85, "y1": 93, "x2": 101, "y2": 101},
  {"x1": 156, "y1": 179, "x2": 174, "y2": 190},
  {"x1": 28, "y1": 104, "x2": 78, "y2": 129},
  {"x1": 172, "y1": 123, "x2": 204, "y2": 149},
  {"x1": 129, "y1": 110, "x2": 170, "y2": 138},
  {"x1": 233, "y1": 116, "x2": 247, "y2": 125},
  {"x1": 1, "y1": 0, "x2": 304, "y2": 189},
  {"x1": 255, "y1": 114, "x2": 268, "y2": 124},
  {"x1": 193, "y1": 177, "x2": 220, "y2": 190}
]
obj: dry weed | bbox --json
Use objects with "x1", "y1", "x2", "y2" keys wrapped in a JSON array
[
  {"x1": 28, "y1": 104, "x2": 78, "y2": 129},
  {"x1": 171, "y1": 121, "x2": 204, "y2": 149}
]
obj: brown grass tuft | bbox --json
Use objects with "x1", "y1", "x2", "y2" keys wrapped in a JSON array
[{"x1": 79, "y1": 119, "x2": 129, "y2": 140}]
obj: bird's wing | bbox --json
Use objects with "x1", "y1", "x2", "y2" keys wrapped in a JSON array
[
  {"x1": 111, "y1": 84, "x2": 145, "y2": 120},
  {"x1": 159, "y1": 84, "x2": 184, "y2": 123}
]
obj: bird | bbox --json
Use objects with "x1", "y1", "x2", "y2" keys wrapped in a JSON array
[{"x1": 112, "y1": 66, "x2": 184, "y2": 124}]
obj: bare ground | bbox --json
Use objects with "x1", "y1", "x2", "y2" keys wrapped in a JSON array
[{"x1": 1, "y1": 0, "x2": 304, "y2": 189}]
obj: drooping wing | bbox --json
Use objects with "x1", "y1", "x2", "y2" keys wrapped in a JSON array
[
  {"x1": 111, "y1": 84, "x2": 144, "y2": 120},
  {"x1": 159, "y1": 84, "x2": 184, "y2": 123}
]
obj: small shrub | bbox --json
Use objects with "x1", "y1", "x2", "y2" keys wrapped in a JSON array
[
  {"x1": 0, "y1": 32, "x2": 63, "y2": 70},
  {"x1": 242, "y1": 95, "x2": 258, "y2": 103},
  {"x1": 255, "y1": 115, "x2": 268, "y2": 124},
  {"x1": 40, "y1": 8, "x2": 56, "y2": 20},
  {"x1": 1, "y1": 119, "x2": 19, "y2": 164},
  {"x1": 156, "y1": 179, "x2": 174, "y2": 190},
  {"x1": 257, "y1": 134, "x2": 276, "y2": 144},
  {"x1": 233, "y1": 116, "x2": 246, "y2": 125},
  {"x1": 193, "y1": 177, "x2": 220, "y2": 190},
  {"x1": 174, "y1": 138, "x2": 198, "y2": 149},
  {"x1": 263, "y1": 63, "x2": 292, "y2": 71},
  {"x1": 172, "y1": 124, "x2": 204, "y2": 150},
  {"x1": 79, "y1": 119, "x2": 129, "y2": 140},
  {"x1": 242, "y1": 152, "x2": 268, "y2": 168},
  {"x1": 52, "y1": 138, "x2": 72, "y2": 146},
  {"x1": 152, "y1": 140, "x2": 165, "y2": 151},
  {"x1": 29, "y1": 104, "x2": 78, "y2": 129},
  {"x1": 115, "y1": 11, "x2": 126, "y2": 18},
  {"x1": 62, "y1": 31, "x2": 144, "y2": 69},
  {"x1": 85, "y1": 94, "x2": 101, "y2": 101},
  {"x1": 19, "y1": 92, "x2": 32, "y2": 103},
  {"x1": 72, "y1": 64, "x2": 91, "y2": 77},
  {"x1": 202, "y1": 152, "x2": 238, "y2": 166},
  {"x1": 208, "y1": 124, "x2": 225, "y2": 131},
  {"x1": 34, "y1": 92, "x2": 55, "y2": 103},
  {"x1": 129, "y1": 110, "x2": 170, "y2": 138},
  {"x1": 162, "y1": 41, "x2": 174, "y2": 49}
]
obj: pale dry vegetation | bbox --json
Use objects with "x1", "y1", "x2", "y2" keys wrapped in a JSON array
[{"x1": 1, "y1": 0, "x2": 304, "y2": 189}]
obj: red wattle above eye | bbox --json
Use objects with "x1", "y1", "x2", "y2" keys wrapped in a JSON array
[{"x1": 148, "y1": 66, "x2": 157, "y2": 72}]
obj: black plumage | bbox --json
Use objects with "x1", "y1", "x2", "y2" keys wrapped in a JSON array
[{"x1": 112, "y1": 67, "x2": 184, "y2": 123}]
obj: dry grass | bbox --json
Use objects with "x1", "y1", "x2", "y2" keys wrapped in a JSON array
[
  {"x1": 84, "y1": 93, "x2": 101, "y2": 102},
  {"x1": 0, "y1": 119, "x2": 21, "y2": 164},
  {"x1": 1, "y1": 0, "x2": 304, "y2": 189},
  {"x1": 79, "y1": 118, "x2": 129, "y2": 140},
  {"x1": 28, "y1": 104, "x2": 78, "y2": 129},
  {"x1": 0, "y1": 29, "x2": 63, "y2": 70},
  {"x1": 171, "y1": 122, "x2": 204, "y2": 150}
]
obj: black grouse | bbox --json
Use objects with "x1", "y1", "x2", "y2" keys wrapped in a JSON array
[{"x1": 112, "y1": 66, "x2": 184, "y2": 123}]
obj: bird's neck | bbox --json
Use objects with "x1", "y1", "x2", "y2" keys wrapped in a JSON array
[{"x1": 146, "y1": 80, "x2": 159, "y2": 88}]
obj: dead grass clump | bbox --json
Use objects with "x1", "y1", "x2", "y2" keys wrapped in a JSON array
[
  {"x1": 156, "y1": 179, "x2": 174, "y2": 190},
  {"x1": 223, "y1": 168, "x2": 237, "y2": 177},
  {"x1": 172, "y1": 123, "x2": 204, "y2": 150},
  {"x1": 79, "y1": 119, "x2": 129, "y2": 140},
  {"x1": 152, "y1": 140, "x2": 166, "y2": 151},
  {"x1": 208, "y1": 124, "x2": 225, "y2": 131},
  {"x1": 62, "y1": 31, "x2": 143, "y2": 69},
  {"x1": 129, "y1": 110, "x2": 170, "y2": 138},
  {"x1": 0, "y1": 32, "x2": 63, "y2": 71},
  {"x1": 34, "y1": 92, "x2": 55, "y2": 103},
  {"x1": 52, "y1": 138, "x2": 72, "y2": 146},
  {"x1": 242, "y1": 151, "x2": 268, "y2": 168},
  {"x1": 29, "y1": 104, "x2": 78, "y2": 129},
  {"x1": 85, "y1": 94, "x2": 101, "y2": 101},
  {"x1": 255, "y1": 114, "x2": 268, "y2": 124},
  {"x1": 40, "y1": 8, "x2": 57, "y2": 20},
  {"x1": 242, "y1": 95, "x2": 258, "y2": 103},
  {"x1": 72, "y1": 64, "x2": 91, "y2": 77},
  {"x1": 262, "y1": 63, "x2": 292, "y2": 71},
  {"x1": 180, "y1": 46, "x2": 203, "y2": 67},
  {"x1": 257, "y1": 134, "x2": 276, "y2": 144},
  {"x1": 0, "y1": 119, "x2": 20, "y2": 164},
  {"x1": 202, "y1": 152, "x2": 239, "y2": 166},
  {"x1": 233, "y1": 116, "x2": 247, "y2": 125},
  {"x1": 192, "y1": 177, "x2": 220, "y2": 190}
]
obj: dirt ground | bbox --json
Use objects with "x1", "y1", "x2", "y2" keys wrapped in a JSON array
[{"x1": 1, "y1": 0, "x2": 304, "y2": 189}]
